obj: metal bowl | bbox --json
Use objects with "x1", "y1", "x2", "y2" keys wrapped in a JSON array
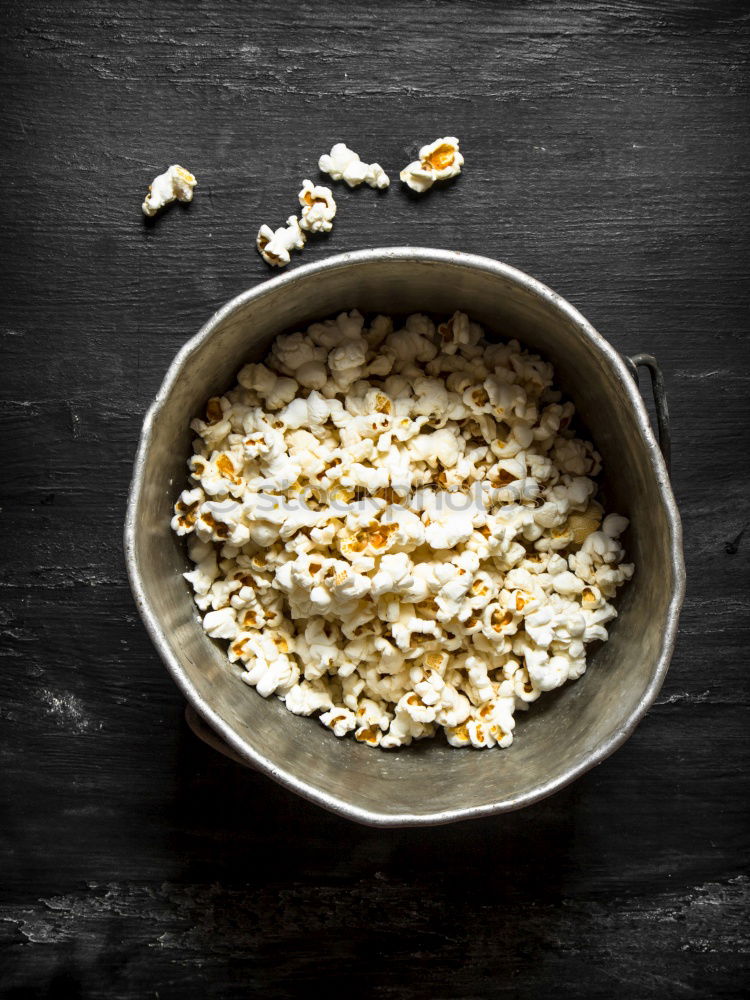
[{"x1": 125, "y1": 248, "x2": 685, "y2": 826}]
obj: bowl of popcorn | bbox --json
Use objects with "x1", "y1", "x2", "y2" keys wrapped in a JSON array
[{"x1": 125, "y1": 248, "x2": 685, "y2": 826}]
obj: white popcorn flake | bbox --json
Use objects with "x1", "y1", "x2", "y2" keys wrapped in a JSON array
[
  {"x1": 171, "y1": 487, "x2": 204, "y2": 536},
  {"x1": 298, "y1": 179, "x2": 337, "y2": 234},
  {"x1": 603, "y1": 513, "x2": 629, "y2": 538},
  {"x1": 318, "y1": 142, "x2": 390, "y2": 189},
  {"x1": 203, "y1": 606, "x2": 238, "y2": 641},
  {"x1": 142, "y1": 164, "x2": 197, "y2": 217},
  {"x1": 173, "y1": 309, "x2": 634, "y2": 751},
  {"x1": 320, "y1": 707, "x2": 357, "y2": 737},
  {"x1": 400, "y1": 136, "x2": 463, "y2": 193},
  {"x1": 256, "y1": 216, "x2": 307, "y2": 268}
]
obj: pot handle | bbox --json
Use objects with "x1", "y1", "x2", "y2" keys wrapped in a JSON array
[
  {"x1": 184, "y1": 704, "x2": 252, "y2": 768},
  {"x1": 624, "y1": 353, "x2": 671, "y2": 472}
]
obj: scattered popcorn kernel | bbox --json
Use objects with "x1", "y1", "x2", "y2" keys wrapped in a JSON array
[
  {"x1": 318, "y1": 142, "x2": 390, "y2": 189},
  {"x1": 298, "y1": 179, "x2": 337, "y2": 234},
  {"x1": 173, "y1": 310, "x2": 633, "y2": 750},
  {"x1": 400, "y1": 136, "x2": 463, "y2": 193},
  {"x1": 142, "y1": 164, "x2": 196, "y2": 217},
  {"x1": 256, "y1": 216, "x2": 307, "y2": 268}
]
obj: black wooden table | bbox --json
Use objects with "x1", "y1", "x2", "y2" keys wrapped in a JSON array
[{"x1": 2, "y1": 2, "x2": 748, "y2": 996}]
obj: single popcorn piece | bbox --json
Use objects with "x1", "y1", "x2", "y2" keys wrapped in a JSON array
[
  {"x1": 256, "y1": 215, "x2": 307, "y2": 268},
  {"x1": 142, "y1": 164, "x2": 197, "y2": 217},
  {"x1": 318, "y1": 142, "x2": 390, "y2": 189},
  {"x1": 400, "y1": 136, "x2": 463, "y2": 193},
  {"x1": 173, "y1": 308, "x2": 634, "y2": 751},
  {"x1": 297, "y1": 179, "x2": 337, "y2": 234}
]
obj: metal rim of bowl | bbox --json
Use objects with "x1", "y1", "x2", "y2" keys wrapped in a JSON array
[{"x1": 124, "y1": 247, "x2": 686, "y2": 827}]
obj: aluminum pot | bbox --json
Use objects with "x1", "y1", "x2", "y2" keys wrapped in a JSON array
[{"x1": 125, "y1": 248, "x2": 685, "y2": 827}]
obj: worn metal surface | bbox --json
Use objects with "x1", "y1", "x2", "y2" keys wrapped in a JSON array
[
  {"x1": 125, "y1": 248, "x2": 686, "y2": 826},
  {"x1": 2, "y1": 0, "x2": 749, "y2": 995}
]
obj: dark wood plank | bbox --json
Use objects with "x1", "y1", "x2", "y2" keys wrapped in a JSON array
[{"x1": 1, "y1": 0, "x2": 749, "y2": 996}]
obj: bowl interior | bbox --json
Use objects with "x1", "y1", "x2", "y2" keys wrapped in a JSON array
[{"x1": 128, "y1": 251, "x2": 681, "y2": 824}]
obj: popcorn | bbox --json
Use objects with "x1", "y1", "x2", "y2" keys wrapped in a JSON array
[
  {"x1": 285, "y1": 681, "x2": 334, "y2": 716},
  {"x1": 318, "y1": 143, "x2": 390, "y2": 189},
  {"x1": 416, "y1": 490, "x2": 477, "y2": 550},
  {"x1": 319, "y1": 707, "x2": 357, "y2": 737},
  {"x1": 400, "y1": 137, "x2": 463, "y2": 193},
  {"x1": 142, "y1": 164, "x2": 196, "y2": 217},
  {"x1": 551, "y1": 571, "x2": 585, "y2": 597},
  {"x1": 270, "y1": 331, "x2": 327, "y2": 373},
  {"x1": 294, "y1": 361, "x2": 328, "y2": 390},
  {"x1": 183, "y1": 542, "x2": 219, "y2": 600},
  {"x1": 171, "y1": 487, "x2": 204, "y2": 535},
  {"x1": 526, "y1": 651, "x2": 570, "y2": 693},
  {"x1": 237, "y1": 364, "x2": 299, "y2": 411},
  {"x1": 203, "y1": 606, "x2": 238, "y2": 640},
  {"x1": 297, "y1": 179, "x2": 337, "y2": 234},
  {"x1": 256, "y1": 216, "x2": 306, "y2": 268},
  {"x1": 603, "y1": 513, "x2": 629, "y2": 538},
  {"x1": 437, "y1": 311, "x2": 477, "y2": 355},
  {"x1": 174, "y1": 311, "x2": 634, "y2": 751}
]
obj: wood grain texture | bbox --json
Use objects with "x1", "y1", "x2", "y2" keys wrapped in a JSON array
[{"x1": 1, "y1": 0, "x2": 749, "y2": 996}]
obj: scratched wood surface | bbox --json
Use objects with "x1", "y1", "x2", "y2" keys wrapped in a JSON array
[{"x1": 1, "y1": 0, "x2": 749, "y2": 997}]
